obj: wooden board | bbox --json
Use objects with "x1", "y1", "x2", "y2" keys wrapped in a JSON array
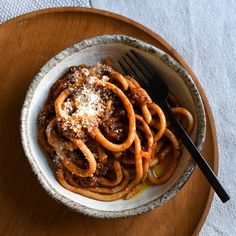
[{"x1": 0, "y1": 7, "x2": 218, "y2": 236}]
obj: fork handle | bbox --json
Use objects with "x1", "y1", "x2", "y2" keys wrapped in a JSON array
[{"x1": 161, "y1": 102, "x2": 230, "y2": 203}]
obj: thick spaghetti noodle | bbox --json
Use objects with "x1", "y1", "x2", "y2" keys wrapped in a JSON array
[{"x1": 37, "y1": 63, "x2": 194, "y2": 201}]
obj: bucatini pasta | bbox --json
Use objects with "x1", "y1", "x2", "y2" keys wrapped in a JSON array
[{"x1": 37, "y1": 63, "x2": 194, "y2": 201}]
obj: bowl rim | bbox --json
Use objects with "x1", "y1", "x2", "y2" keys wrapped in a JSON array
[{"x1": 20, "y1": 34, "x2": 206, "y2": 219}]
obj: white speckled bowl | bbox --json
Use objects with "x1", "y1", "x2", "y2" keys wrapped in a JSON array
[{"x1": 21, "y1": 35, "x2": 206, "y2": 218}]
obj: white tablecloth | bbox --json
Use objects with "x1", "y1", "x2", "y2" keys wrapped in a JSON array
[{"x1": 1, "y1": 0, "x2": 235, "y2": 235}]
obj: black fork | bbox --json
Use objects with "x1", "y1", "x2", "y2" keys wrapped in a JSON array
[{"x1": 118, "y1": 50, "x2": 230, "y2": 203}]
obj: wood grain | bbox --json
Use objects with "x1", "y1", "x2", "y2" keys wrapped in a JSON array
[{"x1": 0, "y1": 8, "x2": 218, "y2": 236}]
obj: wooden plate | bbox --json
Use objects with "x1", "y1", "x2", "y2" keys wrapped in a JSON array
[{"x1": 0, "y1": 7, "x2": 218, "y2": 236}]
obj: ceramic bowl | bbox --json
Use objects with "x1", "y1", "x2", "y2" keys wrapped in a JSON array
[{"x1": 21, "y1": 35, "x2": 206, "y2": 218}]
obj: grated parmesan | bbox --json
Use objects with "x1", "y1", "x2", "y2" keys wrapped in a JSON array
[
  {"x1": 56, "y1": 64, "x2": 116, "y2": 139},
  {"x1": 58, "y1": 75, "x2": 108, "y2": 138},
  {"x1": 73, "y1": 80, "x2": 105, "y2": 118}
]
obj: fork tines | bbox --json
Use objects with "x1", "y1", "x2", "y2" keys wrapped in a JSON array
[
  {"x1": 118, "y1": 51, "x2": 150, "y2": 89},
  {"x1": 119, "y1": 50, "x2": 169, "y2": 97}
]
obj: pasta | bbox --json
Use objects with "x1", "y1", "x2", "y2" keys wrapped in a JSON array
[{"x1": 37, "y1": 63, "x2": 194, "y2": 201}]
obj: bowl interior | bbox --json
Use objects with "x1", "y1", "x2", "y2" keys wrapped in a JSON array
[{"x1": 25, "y1": 39, "x2": 201, "y2": 214}]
